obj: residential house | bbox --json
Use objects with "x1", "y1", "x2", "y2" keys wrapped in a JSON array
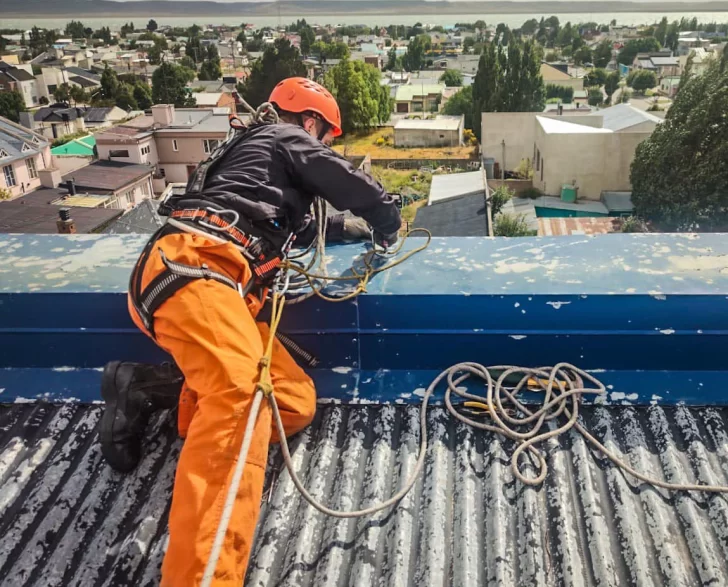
[
  {"x1": 540, "y1": 63, "x2": 584, "y2": 91},
  {"x1": 432, "y1": 55, "x2": 481, "y2": 75},
  {"x1": 482, "y1": 104, "x2": 662, "y2": 199},
  {"x1": 82, "y1": 106, "x2": 129, "y2": 130},
  {"x1": 659, "y1": 75, "x2": 681, "y2": 98},
  {"x1": 351, "y1": 53, "x2": 384, "y2": 70},
  {"x1": 394, "y1": 84, "x2": 446, "y2": 114},
  {"x1": 632, "y1": 51, "x2": 680, "y2": 78},
  {"x1": 0, "y1": 62, "x2": 39, "y2": 108},
  {"x1": 190, "y1": 92, "x2": 236, "y2": 112},
  {"x1": 676, "y1": 36, "x2": 712, "y2": 56},
  {"x1": 0, "y1": 117, "x2": 51, "y2": 199},
  {"x1": 19, "y1": 105, "x2": 86, "y2": 140},
  {"x1": 50, "y1": 135, "x2": 96, "y2": 174},
  {"x1": 95, "y1": 104, "x2": 236, "y2": 186},
  {"x1": 393, "y1": 116, "x2": 463, "y2": 148},
  {"x1": 679, "y1": 47, "x2": 714, "y2": 76},
  {"x1": 36, "y1": 66, "x2": 73, "y2": 101},
  {"x1": 64, "y1": 66, "x2": 102, "y2": 92}
]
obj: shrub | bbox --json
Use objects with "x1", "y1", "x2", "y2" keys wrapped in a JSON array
[
  {"x1": 375, "y1": 137, "x2": 385, "y2": 146},
  {"x1": 620, "y1": 216, "x2": 649, "y2": 233},
  {"x1": 521, "y1": 187, "x2": 544, "y2": 199},
  {"x1": 513, "y1": 158, "x2": 533, "y2": 180},
  {"x1": 489, "y1": 184, "x2": 513, "y2": 217},
  {"x1": 494, "y1": 213, "x2": 534, "y2": 237},
  {"x1": 0, "y1": 187, "x2": 13, "y2": 201}
]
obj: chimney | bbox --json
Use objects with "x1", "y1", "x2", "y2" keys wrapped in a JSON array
[
  {"x1": 152, "y1": 104, "x2": 175, "y2": 127},
  {"x1": 39, "y1": 168, "x2": 62, "y2": 189},
  {"x1": 558, "y1": 103, "x2": 563, "y2": 115},
  {"x1": 56, "y1": 208, "x2": 76, "y2": 234},
  {"x1": 66, "y1": 178, "x2": 77, "y2": 195}
]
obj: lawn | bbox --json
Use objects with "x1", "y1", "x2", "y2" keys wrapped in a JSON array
[
  {"x1": 370, "y1": 166, "x2": 432, "y2": 227},
  {"x1": 333, "y1": 127, "x2": 477, "y2": 160}
]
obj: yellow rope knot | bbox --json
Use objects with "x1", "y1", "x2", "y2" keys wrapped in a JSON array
[
  {"x1": 255, "y1": 381, "x2": 274, "y2": 396},
  {"x1": 258, "y1": 357, "x2": 270, "y2": 368}
]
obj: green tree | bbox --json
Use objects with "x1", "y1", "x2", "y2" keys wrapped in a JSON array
[
  {"x1": 198, "y1": 45, "x2": 222, "y2": 80},
  {"x1": 179, "y1": 55, "x2": 197, "y2": 71},
  {"x1": 323, "y1": 59, "x2": 390, "y2": 133},
  {"x1": 120, "y1": 22, "x2": 135, "y2": 37},
  {"x1": 147, "y1": 44, "x2": 163, "y2": 65},
  {"x1": 386, "y1": 47, "x2": 398, "y2": 71},
  {"x1": 665, "y1": 22, "x2": 680, "y2": 52},
  {"x1": 490, "y1": 185, "x2": 513, "y2": 217},
  {"x1": 584, "y1": 68, "x2": 607, "y2": 88},
  {"x1": 604, "y1": 71, "x2": 620, "y2": 102},
  {"x1": 99, "y1": 66, "x2": 120, "y2": 101},
  {"x1": 300, "y1": 26, "x2": 315, "y2": 57},
  {"x1": 69, "y1": 84, "x2": 87, "y2": 105},
  {"x1": 53, "y1": 83, "x2": 71, "y2": 103},
  {"x1": 573, "y1": 45, "x2": 593, "y2": 65},
  {"x1": 147, "y1": 19, "x2": 158, "y2": 32},
  {"x1": 628, "y1": 70, "x2": 658, "y2": 92},
  {"x1": 618, "y1": 37, "x2": 661, "y2": 66},
  {"x1": 402, "y1": 34, "x2": 430, "y2": 72},
  {"x1": 240, "y1": 39, "x2": 306, "y2": 107},
  {"x1": 494, "y1": 213, "x2": 533, "y2": 237},
  {"x1": 439, "y1": 69, "x2": 464, "y2": 87},
  {"x1": 654, "y1": 17, "x2": 668, "y2": 45},
  {"x1": 116, "y1": 83, "x2": 138, "y2": 110},
  {"x1": 545, "y1": 84, "x2": 574, "y2": 103},
  {"x1": 630, "y1": 60, "x2": 728, "y2": 229},
  {"x1": 152, "y1": 62, "x2": 197, "y2": 107},
  {"x1": 588, "y1": 88, "x2": 604, "y2": 106},
  {"x1": 65, "y1": 20, "x2": 86, "y2": 39},
  {"x1": 592, "y1": 40, "x2": 613, "y2": 68},
  {"x1": 0, "y1": 91, "x2": 25, "y2": 122},
  {"x1": 95, "y1": 26, "x2": 112, "y2": 44},
  {"x1": 133, "y1": 82, "x2": 153, "y2": 110},
  {"x1": 521, "y1": 18, "x2": 539, "y2": 35},
  {"x1": 442, "y1": 86, "x2": 475, "y2": 131}
]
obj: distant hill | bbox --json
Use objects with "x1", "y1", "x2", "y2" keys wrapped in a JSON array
[{"x1": 4, "y1": 0, "x2": 728, "y2": 17}]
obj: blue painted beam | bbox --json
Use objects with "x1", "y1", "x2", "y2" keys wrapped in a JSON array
[{"x1": 2, "y1": 234, "x2": 728, "y2": 405}]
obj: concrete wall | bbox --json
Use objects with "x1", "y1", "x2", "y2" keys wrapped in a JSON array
[
  {"x1": 51, "y1": 155, "x2": 92, "y2": 175},
  {"x1": 481, "y1": 112, "x2": 538, "y2": 173},
  {"x1": 18, "y1": 79, "x2": 39, "y2": 108},
  {"x1": 394, "y1": 127, "x2": 461, "y2": 148},
  {"x1": 487, "y1": 179, "x2": 534, "y2": 197},
  {"x1": 533, "y1": 125, "x2": 651, "y2": 200},
  {"x1": 97, "y1": 137, "x2": 158, "y2": 167},
  {"x1": 1, "y1": 155, "x2": 43, "y2": 198},
  {"x1": 108, "y1": 176, "x2": 155, "y2": 210},
  {"x1": 156, "y1": 134, "x2": 223, "y2": 165},
  {"x1": 158, "y1": 163, "x2": 194, "y2": 183}
]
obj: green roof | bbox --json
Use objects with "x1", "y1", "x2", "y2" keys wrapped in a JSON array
[
  {"x1": 51, "y1": 135, "x2": 96, "y2": 156},
  {"x1": 395, "y1": 84, "x2": 446, "y2": 101}
]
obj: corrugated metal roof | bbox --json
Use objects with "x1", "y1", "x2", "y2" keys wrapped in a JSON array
[
  {"x1": 428, "y1": 171, "x2": 483, "y2": 205},
  {"x1": 602, "y1": 191, "x2": 635, "y2": 213},
  {"x1": 596, "y1": 104, "x2": 663, "y2": 132},
  {"x1": 3, "y1": 403, "x2": 728, "y2": 586}
]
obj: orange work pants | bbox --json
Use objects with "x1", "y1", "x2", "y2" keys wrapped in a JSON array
[{"x1": 128, "y1": 232, "x2": 316, "y2": 586}]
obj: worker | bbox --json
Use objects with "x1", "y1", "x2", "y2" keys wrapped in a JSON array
[{"x1": 99, "y1": 77, "x2": 401, "y2": 586}]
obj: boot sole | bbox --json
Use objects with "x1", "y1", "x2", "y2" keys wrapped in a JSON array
[{"x1": 99, "y1": 361, "x2": 135, "y2": 471}]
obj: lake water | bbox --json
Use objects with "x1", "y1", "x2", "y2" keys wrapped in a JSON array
[{"x1": 3, "y1": 11, "x2": 728, "y2": 31}]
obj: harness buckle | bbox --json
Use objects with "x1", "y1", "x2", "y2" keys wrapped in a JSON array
[{"x1": 199, "y1": 207, "x2": 240, "y2": 233}]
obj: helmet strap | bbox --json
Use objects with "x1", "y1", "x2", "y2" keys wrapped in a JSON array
[{"x1": 317, "y1": 121, "x2": 331, "y2": 141}]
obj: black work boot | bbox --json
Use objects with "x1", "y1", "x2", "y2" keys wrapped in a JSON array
[{"x1": 100, "y1": 361, "x2": 183, "y2": 472}]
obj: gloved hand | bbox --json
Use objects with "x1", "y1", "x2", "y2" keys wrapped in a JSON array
[
  {"x1": 342, "y1": 217, "x2": 372, "y2": 241},
  {"x1": 373, "y1": 230, "x2": 400, "y2": 251}
]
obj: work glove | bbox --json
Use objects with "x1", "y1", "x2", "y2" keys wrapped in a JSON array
[
  {"x1": 342, "y1": 217, "x2": 372, "y2": 241},
  {"x1": 373, "y1": 230, "x2": 400, "y2": 251}
]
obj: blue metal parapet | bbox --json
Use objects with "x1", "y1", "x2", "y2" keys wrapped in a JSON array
[{"x1": 1, "y1": 233, "x2": 728, "y2": 405}]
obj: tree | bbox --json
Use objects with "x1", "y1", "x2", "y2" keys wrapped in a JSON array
[
  {"x1": 588, "y1": 88, "x2": 604, "y2": 106},
  {"x1": 240, "y1": 39, "x2": 307, "y2": 107},
  {"x1": 545, "y1": 84, "x2": 574, "y2": 103},
  {"x1": 69, "y1": 84, "x2": 87, "y2": 105},
  {"x1": 593, "y1": 40, "x2": 613, "y2": 68},
  {"x1": 95, "y1": 26, "x2": 112, "y2": 44},
  {"x1": 494, "y1": 213, "x2": 533, "y2": 237},
  {"x1": 521, "y1": 18, "x2": 539, "y2": 35},
  {"x1": 0, "y1": 92, "x2": 25, "y2": 122},
  {"x1": 99, "y1": 66, "x2": 120, "y2": 101},
  {"x1": 120, "y1": 22, "x2": 135, "y2": 37},
  {"x1": 402, "y1": 35, "x2": 430, "y2": 72},
  {"x1": 198, "y1": 44, "x2": 222, "y2": 80},
  {"x1": 147, "y1": 44, "x2": 163, "y2": 66},
  {"x1": 439, "y1": 69, "x2": 463, "y2": 87},
  {"x1": 116, "y1": 83, "x2": 138, "y2": 110},
  {"x1": 630, "y1": 60, "x2": 728, "y2": 229},
  {"x1": 300, "y1": 26, "x2": 315, "y2": 57},
  {"x1": 65, "y1": 20, "x2": 86, "y2": 39},
  {"x1": 628, "y1": 70, "x2": 657, "y2": 93},
  {"x1": 442, "y1": 86, "x2": 475, "y2": 131},
  {"x1": 665, "y1": 22, "x2": 680, "y2": 52},
  {"x1": 584, "y1": 68, "x2": 607, "y2": 88},
  {"x1": 573, "y1": 46, "x2": 593, "y2": 66},
  {"x1": 618, "y1": 37, "x2": 661, "y2": 66},
  {"x1": 53, "y1": 83, "x2": 71, "y2": 103},
  {"x1": 152, "y1": 62, "x2": 197, "y2": 107},
  {"x1": 133, "y1": 83, "x2": 153, "y2": 110},
  {"x1": 147, "y1": 19, "x2": 158, "y2": 32},
  {"x1": 604, "y1": 71, "x2": 620, "y2": 102},
  {"x1": 654, "y1": 17, "x2": 668, "y2": 46},
  {"x1": 490, "y1": 185, "x2": 513, "y2": 217},
  {"x1": 323, "y1": 59, "x2": 390, "y2": 133},
  {"x1": 179, "y1": 55, "x2": 197, "y2": 71}
]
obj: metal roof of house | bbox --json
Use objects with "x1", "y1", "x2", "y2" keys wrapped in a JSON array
[
  {"x1": 83, "y1": 107, "x2": 116, "y2": 123},
  {"x1": 64, "y1": 66, "x2": 101, "y2": 82},
  {"x1": 0, "y1": 200, "x2": 122, "y2": 233},
  {"x1": 64, "y1": 161, "x2": 152, "y2": 193},
  {"x1": 69, "y1": 75, "x2": 98, "y2": 88},
  {"x1": 191, "y1": 92, "x2": 224, "y2": 106},
  {"x1": 0, "y1": 66, "x2": 35, "y2": 82},
  {"x1": 537, "y1": 116, "x2": 612, "y2": 135},
  {"x1": 538, "y1": 216, "x2": 621, "y2": 236},
  {"x1": 499, "y1": 196, "x2": 539, "y2": 230},
  {"x1": 427, "y1": 170, "x2": 483, "y2": 205},
  {"x1": 595, "y1": 104, "x2": 663, "y2": 132},
  {"x1": 33, "y1": 106, "x2": 85, "y2": 123},
  {"x1": 651, "y1": 56, "x2": 679, "y2": 66},
  {"x1": 0, "y1": 118, "x2": 48, "y2": 165},
  {"x1": 415, "y1": 192, "x2": 488, "y2": 236},
  {"x1": 2, "y1": 402, "x2": 728, "y2": 586},
  {"x1": 602, "y1": 190, "x2": 635, "y2": 213},
  {"x1": 51, "y1": 135, "x2": 96, "y2": 157}
]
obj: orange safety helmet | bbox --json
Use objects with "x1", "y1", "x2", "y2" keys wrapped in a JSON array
[{"x1": 269, "y1": 77, "x2": 343, "y2": 137}]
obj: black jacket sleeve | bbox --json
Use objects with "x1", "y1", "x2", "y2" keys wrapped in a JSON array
[
  {"x1": 276, "y1": 127, "x2": 401, "y2": 237},
  {"x1": 295, "y1": 213, "x2": 345, "y2": 247}
]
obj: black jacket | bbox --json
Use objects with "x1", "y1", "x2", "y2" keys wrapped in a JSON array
[{"x1": 169, "y1": 122, "x2": 401, "y2": 246}]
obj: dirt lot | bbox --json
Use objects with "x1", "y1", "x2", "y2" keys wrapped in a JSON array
[{"x1": 333, "y1": 127, "x2": 477, "y2": 160}]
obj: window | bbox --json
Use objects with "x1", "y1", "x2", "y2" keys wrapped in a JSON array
[
  {"x1": 158, "y1": 167, "x2": 166, "y2": 178},
  {"x1": 536, "y1": 149, "x2": 540, "y2": 171},
  {"x1": 0, "y1": 149, "x2": 8, "y2": 158},
  {"x1": 141, "y1": 145, "x2": 151, "y2": 156},
  {"x1": 109, "y1": 149, "x2": 130, "y2": 158},
  {"x1": 3, "y1": 165, "x2": 16, "y2": 187},
  {"x1": 124, "y1": 190, "x2": 134, "y2": 205},
  {"x1": 141, "y1": 182, "x2": 150, "y2": 196},
  {"x1": 26, "y1": 157, "x2": 38, "y2": 180},
  {"x1": 203, "y1": 139, "x2": 220, "y2": 154},
  {"x1": 172, "y1": 140, "x2": 179, "y2": 152},
  {"x1": 541, "y1": 159, "x2": 544, "y2": 182}
]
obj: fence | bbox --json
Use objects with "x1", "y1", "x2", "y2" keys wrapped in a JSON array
[{"x1": 487, "y1": 179, "x2": 534, "y2": 197}]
